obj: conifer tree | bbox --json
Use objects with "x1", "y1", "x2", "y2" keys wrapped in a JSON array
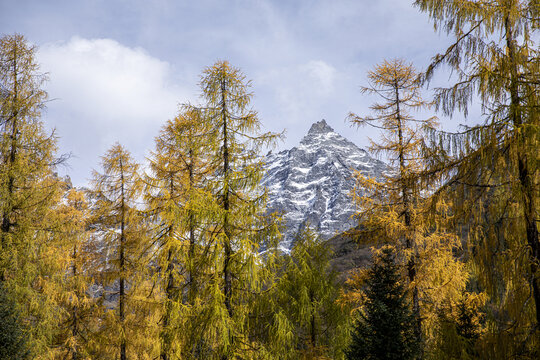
[
  {"x1": 347, "y1": 245, "x2": 419, "y2": 360},
  {"x1": 55, "y1": 188, "x2": 98, "y2": 360},
  {"x1": 198, "y1": 60, "x2": 281, "y2": 358},
  {"x1": 89, "y1": 143, "x2": 153, "y2": 359},
  {"x1": 348, "y1": 59, "x2": 469, "y2": 353},
  {"x1": 146, "y1": 105, "x2": 218, "y2": 359},
  {"x1": 0, "y1": 33, "x2": 66, "y2": 356},
  {"x1": 414, "y1": 0, "x2": 539, "y2": 354},
  {"x1": 259, "y1": 228, "x2": 349, "y2": 359}
]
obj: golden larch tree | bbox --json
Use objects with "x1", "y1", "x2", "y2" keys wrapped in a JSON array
[
  {"x1": 89, "y1": 143, "x2": 155, "y2": 359},
  {"x1": 146, "y1": 105, "x2": 219, "y2": 359},
  {"x1": 54, "y1": 188, "x2": 99, "y2": 360},
  {"x1": 199, "y1": 60, "x2": 281, "y2": 359},
  {"x1": 0, "y1": 33, "x2": 67, "y2": 357},
  {"x1": 348, "y1": 59, "x2": 470, "y2": 354},
  {"x1": 415, "y1": 0, "x2": 539, "y2": 355}
]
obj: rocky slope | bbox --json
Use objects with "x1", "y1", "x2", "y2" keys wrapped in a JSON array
[{"x1": 262, "y1": 119, "x2": 388, "y2": 250}]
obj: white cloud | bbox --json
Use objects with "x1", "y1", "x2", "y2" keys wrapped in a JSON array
[
  {"x1": 301, "y1": 60, "x2": 337, "y2": 94},
  {"x1": 37, "y1": 37, "x2": 194, "y2": 185},
  {"x1": 256, "y1": 60, "x2": 338, "y2": 122}
]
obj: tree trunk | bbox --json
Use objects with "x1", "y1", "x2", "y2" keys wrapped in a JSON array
[
  {"x1": 505, "y1": 14, "x2": 540, "y2": 328},
  {"x1": 72, "y1": 245, "x2": 79, "y2": 360},
  {"x1": 119, "y1": 159, "x2": 127, "y2": 360},
  {"x1": 221, "y1": 78, "x2": 233, "y2": 319},
  {"x1": 395, "y1": 83, "x2": 422, "y2": 350},
  {"x1": 161, "y1": 244, "x2": 173, "y2": 360},
  {"x1": 188, "y1": 152, "x2": 196, "y2": 304},
  {"x1": 161, "y1": 177, "x2": 175, "y2": 360}
]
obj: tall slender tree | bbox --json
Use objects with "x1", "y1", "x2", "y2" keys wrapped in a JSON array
[
  {"x1": 199, "y1": 60, "x2": 281, "y2": 358},
  {"x1": 89, "y1": 143, "x2": 152, "y2": 360},
  {"x1": 348, "y1": 59, "x2": 469, "y2": 354},
  {"x1": 0, "y1": 33, "x2": 66, "y2": 356},
  {"x1": 146, "y1": 105, "x2": 218, "y2": 359},
  {"x1": 414, "y1": 0, "x2": 539, "y2": 355}
]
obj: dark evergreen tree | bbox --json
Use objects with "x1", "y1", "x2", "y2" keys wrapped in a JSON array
[
  {"x1": 0, "y1": 283, "x2": 29, "y2": 359},
  {"x1": 347, "y1": 245, "x2": 419, "y2": 360}
]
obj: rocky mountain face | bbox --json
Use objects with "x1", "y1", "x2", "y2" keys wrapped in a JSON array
[{"x1": 262, "y1": 119, "x2": 388, "y2": 250}]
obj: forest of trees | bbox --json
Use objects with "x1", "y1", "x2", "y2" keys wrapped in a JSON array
[{"x1": 0, "y1": 1, "x2": 538, "y2": 359}]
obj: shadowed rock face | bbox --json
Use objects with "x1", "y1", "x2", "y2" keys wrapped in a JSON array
[
  {"x1": 262, "y1": 119, "x2": 388, "y2": 250},
  {"x1": 325, "y1": 230, "x2": 373, "y2": 282}
]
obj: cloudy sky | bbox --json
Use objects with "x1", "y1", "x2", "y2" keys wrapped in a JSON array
[{"x1": 1, "y1": 0, "x2": 462, "y2": 186}]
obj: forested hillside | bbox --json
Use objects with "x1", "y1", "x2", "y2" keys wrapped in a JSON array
[{"x1": 0, "y1": 1, "x2": 538, "y2": 359}]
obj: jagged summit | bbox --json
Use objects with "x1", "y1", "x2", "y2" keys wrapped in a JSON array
[
  {"x1": 307, "y1": 119, "x2": 334, "y2": 135},
  {"x1": 262, "y1": 119, "x2": 388, "y2": 250}
]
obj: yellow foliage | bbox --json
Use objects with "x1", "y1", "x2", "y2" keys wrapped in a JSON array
[{"x1": 348, "y1": 59, "x2": 475, "y2": 353}]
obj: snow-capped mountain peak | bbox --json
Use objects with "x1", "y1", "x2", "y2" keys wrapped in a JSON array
[{"x1": 262, "y1": 119, "x2": 387, "y2": 250}]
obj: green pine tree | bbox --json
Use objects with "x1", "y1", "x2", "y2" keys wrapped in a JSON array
[{"x1": 347, "y1": 245, "x2": 419, "y2": 360}]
